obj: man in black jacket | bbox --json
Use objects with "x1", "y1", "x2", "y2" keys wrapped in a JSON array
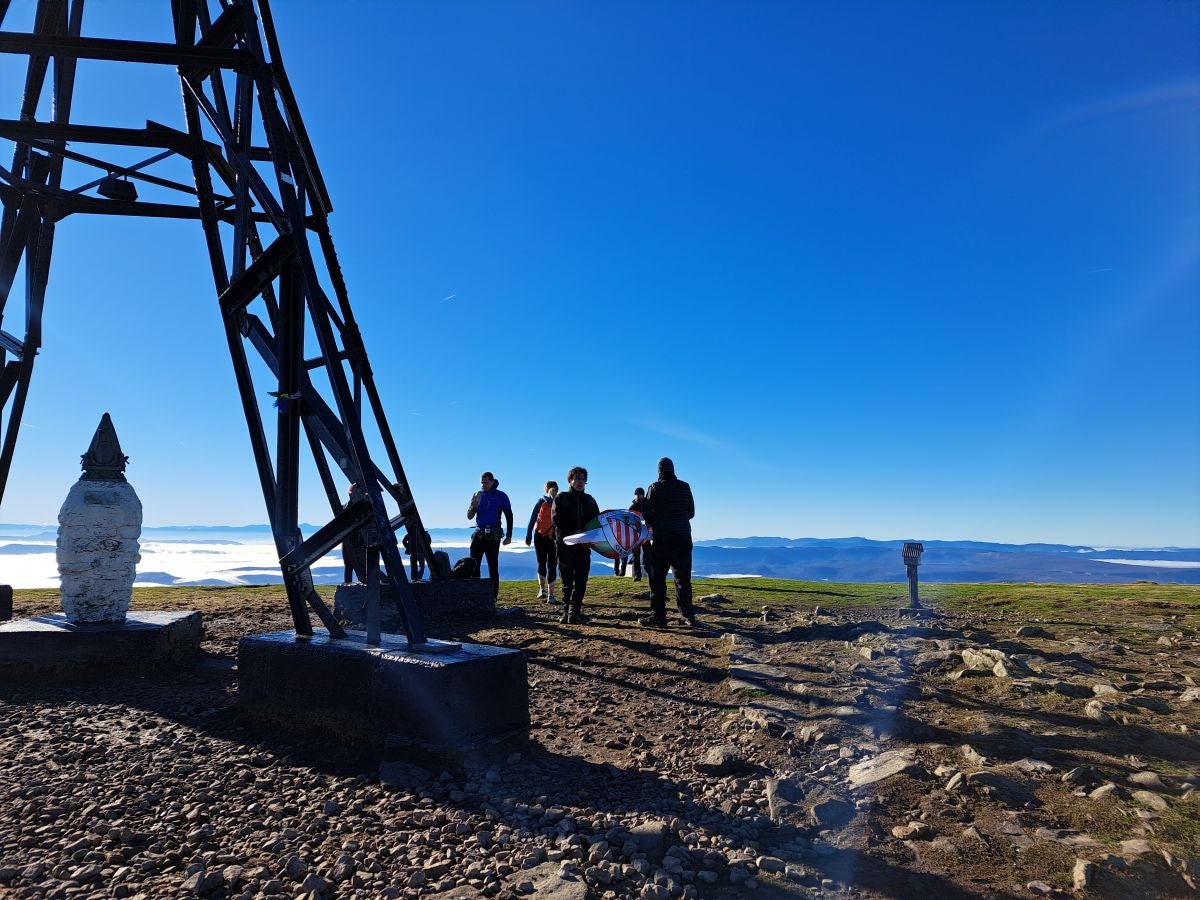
[
  {"x1": 553, "y1": 465, "x2": 601, "y2": 625},
  {"x1": 641, "y1": 457, "x2": 697, "y2": 627}
]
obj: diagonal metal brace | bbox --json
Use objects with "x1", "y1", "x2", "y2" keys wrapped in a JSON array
[
  {"x1": 280, "y1": 497, "x2": 373, "y2": 576},
  {"x1": 218, "y1": 232, "x2": 296, "y2": 316}
]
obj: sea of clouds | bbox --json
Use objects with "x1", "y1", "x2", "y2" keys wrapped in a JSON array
[{"x1": 0, "y1": 525, "x2": 500, "y2": 589}]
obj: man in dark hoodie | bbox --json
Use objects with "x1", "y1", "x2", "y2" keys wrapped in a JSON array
[
  {"x1": 553, "y1": 465, "x2": 601, "y2": 625},
  {"x1": 640, "y1": 457, "x2": 697, "y2": 627}
]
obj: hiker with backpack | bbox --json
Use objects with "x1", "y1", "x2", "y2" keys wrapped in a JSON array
[
  {"x1": 525, "y1": 480, "x2": 560, "y2": 604},
  {"x1": 467, "y1": 472, "x2": 513, "y2": 601},
  {"x1": 401, "y1": 528, "x2": 433, "y2": 581}
]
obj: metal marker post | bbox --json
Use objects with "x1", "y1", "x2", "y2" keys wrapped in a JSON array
[{"x1": 902, "y1": 542, "x2": 924, "y2": 608}]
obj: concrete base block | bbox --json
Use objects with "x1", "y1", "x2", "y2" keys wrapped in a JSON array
[
  {"x1": 0, "y1": 610, "x2": 203, "y2": 676},
  {"x1": 237, "y1": 629, "x2": 529, "y2": 751},
  {"x1": 333, "y1": 580, "x2": 494, "y2": 631}
]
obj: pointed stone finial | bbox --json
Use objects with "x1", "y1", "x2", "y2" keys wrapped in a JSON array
[{"x1": 80, "y1": 413, "x2": 128, "y2": 482}]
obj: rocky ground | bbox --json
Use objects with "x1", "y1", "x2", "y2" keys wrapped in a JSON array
[{"x1": 0, "y1": 579, "x2": 1197, "y2": 899}]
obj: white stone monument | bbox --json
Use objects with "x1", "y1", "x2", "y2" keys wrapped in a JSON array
[{"x1": 56, "y1": 413, "x2": 142, "y2": 623}]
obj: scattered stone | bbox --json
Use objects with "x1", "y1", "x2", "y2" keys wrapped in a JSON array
[
  {"x1": 756, "y1": 856, "x2": 785, "y2": 874},
  {"x1": 1012, "y1": 758, "x2": 1054, "y2": 775},
  {"x1": 1131, "y1": 790, "x2": 1169, "y2": 812},
  {"x1": 1072, "y1": 858, "x2": 1094, "y2": 892},
  {"x1": 1084, "y1": 700, "x2": 1112, "y2": 723},
  {"x1": 1033, "y1": 828, "x2": 1100, "y2": 849},
  {"x1": 1120, "y1": 838, "x2": 1154, "y2": 857},
  {"x1": 299, "y1": 873, "x2": 328, "y2": 894},
  {"x1": 1089, "y1": 783, "x2": 1117, "y2": 800},
  {"x1": 629, "y1": 821, "x2": 669, "y2": 862},
  {"x1": 1027, "y1": 880, "x2": 1053, "y2": 895},
  {"x1": 181, "y1": 870, "x2": 223, "y2": 895},
  {"x1": 696, "y1": 743, "x2": 748, "y2": 775},
  {"x1": 961, "y1": 648, "x2": 1007, "y2": 671},
  {"x1": 1092, "y1": 682, "x2": 1120, "y2": 697},
  {"x1": 1128, "y1": 771, "x2": 1165, "y2": 790},
  {"x1": 892, "y1": 821, "x2": 933, "y2": 840},
  {"x1": 847, "y1": 748, "x2": 922, "y2": 788},
  {"x1": 961, "y1": 744, "x2": 987, "y2": 767},
  {"x1": 282, "y1": 855, "x2": 307, "y2": 881}
]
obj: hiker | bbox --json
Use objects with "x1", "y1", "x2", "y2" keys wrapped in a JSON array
[
  {"x1": 401, "y1": 528, "x2": 432, "y2": 581},
  {"x1": 641, "y1": 457, "x2": 697, "y2": 627},
  {"x1": 615, "y1": 486, "x2": 647, "y2": 579},
  {"x1": 342, "y1": 482, "x2": 366, "y2": 583},
  {"x1": 467, "y1": 472, "x2": 513, "y2": 600},
  {"x1": 553, "y1": 466, "x2": 600, "y2": 625},
  {"x1": 525, "y1": 480, "x2": 560, "y2": 604}
]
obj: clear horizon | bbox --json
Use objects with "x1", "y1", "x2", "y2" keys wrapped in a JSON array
[
  {"x1": 1, "y1": 2, "x2": 1197, "y2": 548},
  {"x1": 2, "y1": 520, "x2": 1197, "y2": 550}
]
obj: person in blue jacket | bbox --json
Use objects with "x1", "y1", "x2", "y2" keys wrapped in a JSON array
[{"x1": 467, "y1": 471, "x2": 513, "y2": 600}]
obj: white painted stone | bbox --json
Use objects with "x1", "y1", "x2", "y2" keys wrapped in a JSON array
[{"x1": 56, "y1": 480, "x2": 142, "y2": 623}]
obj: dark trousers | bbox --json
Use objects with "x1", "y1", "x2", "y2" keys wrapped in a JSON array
[
  {"x1": 534, "y1": 533, "x2": 557, "y2": 579},
  {"x1": 614, "y1": 543, "x2": 644, "y2": 577},
  {"x1": 558, "y1": 544, "x2": 591, "y2": 608},
  {"x1": 470, "y1": 534, "x2": 502, "y2": 599},
  {"x1": 650, "y1": 533, "x2": 693, "y2": 619},
  {"x1": 409, "y1": 555, "x2": 426, "y2": 581}
]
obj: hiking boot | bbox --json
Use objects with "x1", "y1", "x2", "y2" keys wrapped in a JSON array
[
  {"x1": 638, "y1": 615, "x2": 668, "y2": 628},
  {"x1": 571, "y1": 605, "x2": 588, "y2": 625},
  {"x1": 559, "y1": 605, "x2": 572, "y2": 625},
  {"x1": 680, "y1": 612, "x2": 698, "y2": 628},
  {"x1": 536, "y1": 588, "x2": 546, "y2": 599},
  {"x1": 547, "y1": 593, "x2": 559, "y2": 605}
]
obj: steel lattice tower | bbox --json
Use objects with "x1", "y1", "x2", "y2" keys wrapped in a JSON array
[{"x1": 0, "y1": 0, "x2": 434, "y2": 645}]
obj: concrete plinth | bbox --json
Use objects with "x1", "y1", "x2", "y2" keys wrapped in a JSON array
[
  {"x1": 0, "y1": 610, "x2": 202, "y2": 676},
  {"x1": 333, "y1": 580, "x2": 494, "y2": 631},
  {"x1": 238, "y1": 630, "x2": 529, "y2": 751}
]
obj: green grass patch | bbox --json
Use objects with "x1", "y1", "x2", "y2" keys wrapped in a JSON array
[
  {"x1": 11, "y1": 577, "x2": 1200, "y2": 624},
  {"x1": 1157, "y1": 805, "x2": 1200, "y2": 855}
]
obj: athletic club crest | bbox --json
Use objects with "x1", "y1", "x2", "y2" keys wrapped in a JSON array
[{"x1": 562, "y1": 509, "x2": 650, "y2": 560}]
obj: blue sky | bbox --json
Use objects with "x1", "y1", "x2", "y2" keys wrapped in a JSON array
[{"x1": 1, "y1": 0, "x2": 1197, "y2": 545}]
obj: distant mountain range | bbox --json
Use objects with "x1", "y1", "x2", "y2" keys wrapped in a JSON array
[{"x1": 2, "y1": 525, "x2": 1197, "y2": 585}]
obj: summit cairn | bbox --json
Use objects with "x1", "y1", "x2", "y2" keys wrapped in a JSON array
[{"x1": 56, "y1": 413, "x2": 142, "y2": 623}]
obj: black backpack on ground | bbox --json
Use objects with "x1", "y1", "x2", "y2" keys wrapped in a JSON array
[
  {"x1": 450, "y1": 556, "x2": 478, "y2": 579},
  {"x1": 430, "y1": 550, "x2": 452, "y2": 580}
]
